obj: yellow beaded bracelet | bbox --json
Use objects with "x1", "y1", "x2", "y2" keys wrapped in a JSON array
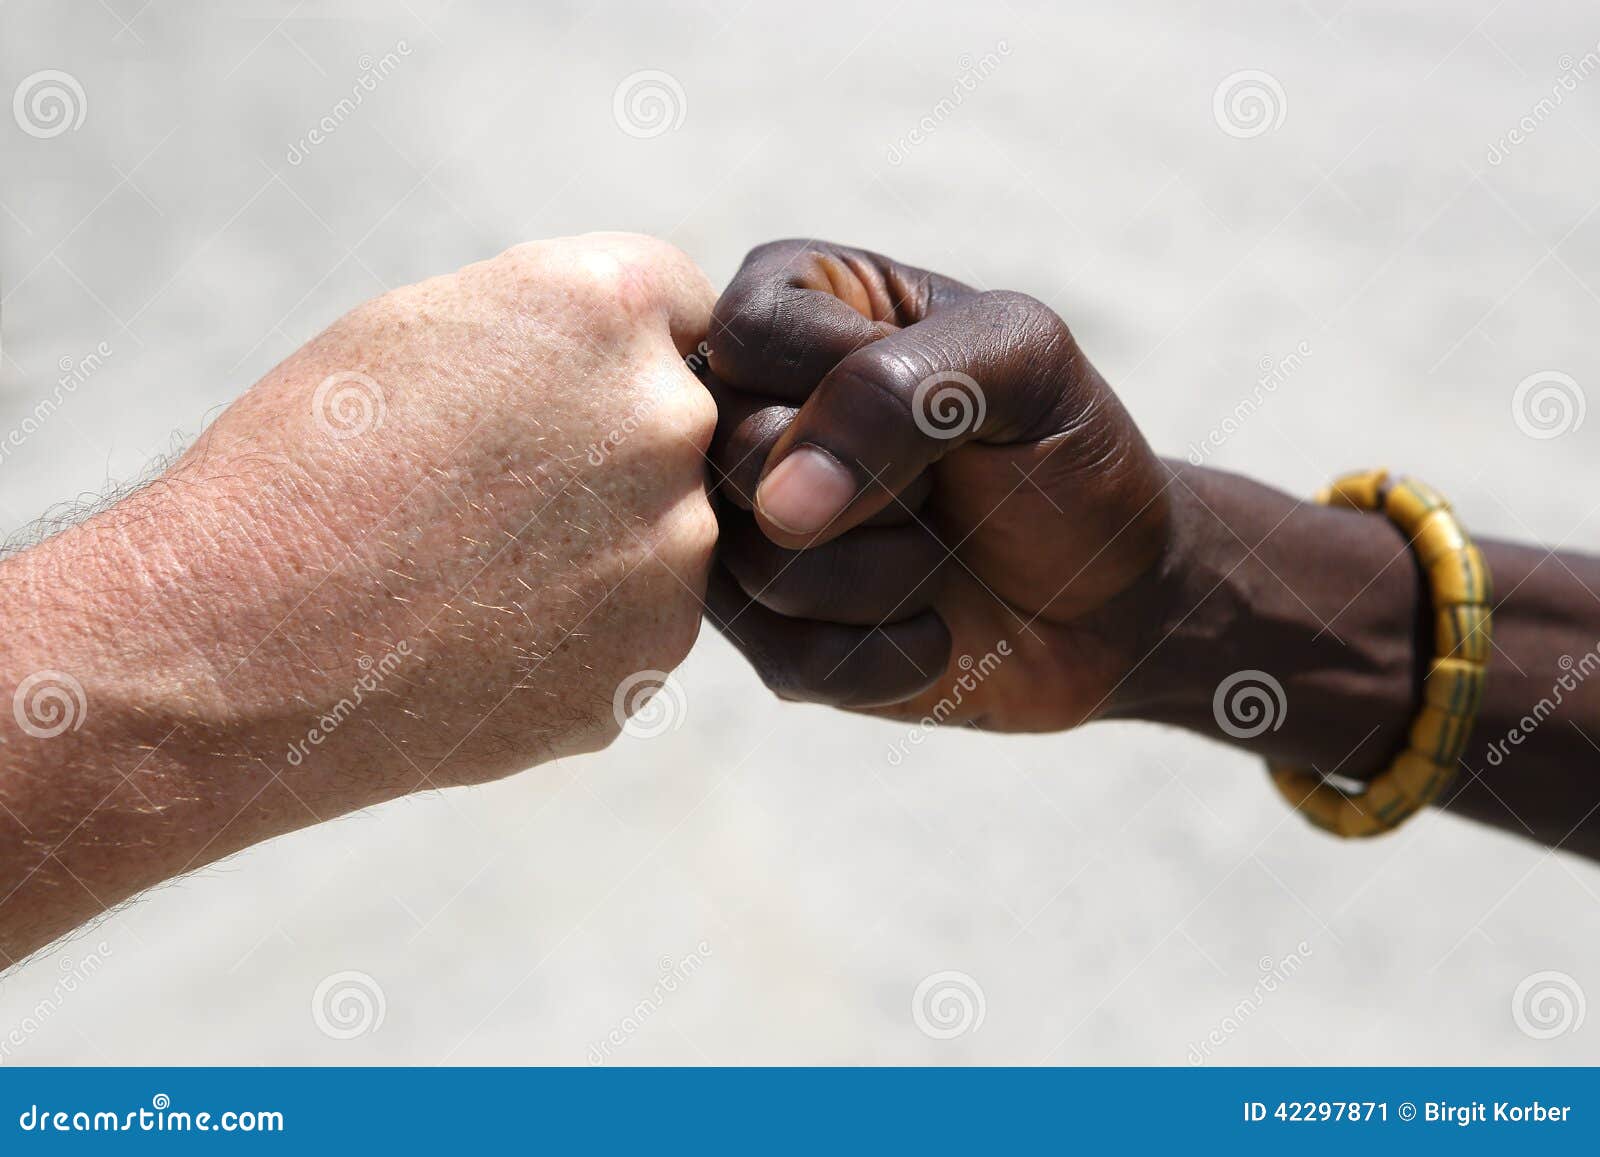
[{"x1": 1268, "y1": 468, "x2": 1491, "y2": 838}]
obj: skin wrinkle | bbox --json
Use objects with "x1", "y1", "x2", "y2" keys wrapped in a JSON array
[
  {"x1": 884, "y1": 265, "x2": 934, "y2": 325},
  {"x1": 0, "y1": 233, "x2": 721, "y2": 962},
  {"x1": 11, "y1": 227, "x2": 1600, "y2": 964},
  {"x1": 160, "y1": 483, "x2": 364, "y2": 718},
  {"x1": 702, "y1": 238, "x2": 1600, "y2": 845}
]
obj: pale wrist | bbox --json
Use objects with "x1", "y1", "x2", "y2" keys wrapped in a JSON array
[{"x1": 0, "y1": 470, "x2": 398, "y2": 958}]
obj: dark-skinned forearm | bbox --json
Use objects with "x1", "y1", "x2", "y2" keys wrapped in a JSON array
[{"x1": 1109, "y1": 462, "x2": 1600, "y2": 859}]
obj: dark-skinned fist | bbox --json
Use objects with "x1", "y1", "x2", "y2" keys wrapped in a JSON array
[{"x1": 702, "y1": 239, "x2": 1174, "y2": 732}]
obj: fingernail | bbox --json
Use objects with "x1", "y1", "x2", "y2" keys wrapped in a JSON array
[{"x1": 756, "y1": 446, "x2": 857, "y2": 535}]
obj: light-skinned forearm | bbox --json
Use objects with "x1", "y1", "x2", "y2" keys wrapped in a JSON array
[
  {"x1": 0, "y1": 232, "x2": 723, "y2": 964},
  {"x1": 0, "y1": 468, "x2": 363, "y2": 965}
]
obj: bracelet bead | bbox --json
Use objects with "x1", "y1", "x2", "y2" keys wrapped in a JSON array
[{"x1": 1436, "y1": 603, "x2": 1493, "y2": 663}]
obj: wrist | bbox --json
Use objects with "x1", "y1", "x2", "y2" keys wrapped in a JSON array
[
  {"x1": 1107, "y1": 462, "x2": 1426, "y2": 781},
  {"x1": 0, "y1": 462, "x2": 404, "y2": 957},
  {"x1": 0, "y1": 456, "x2": 432, "y2": 957}
]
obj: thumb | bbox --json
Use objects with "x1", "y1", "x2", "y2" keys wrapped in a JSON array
[{"x1": 752, "y1": 291, "x2": 1090, "y2": 547}]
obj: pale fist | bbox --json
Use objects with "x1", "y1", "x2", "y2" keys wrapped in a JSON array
[{"x1": 139, "y1": 233, "x2": 717, "y2": 797}]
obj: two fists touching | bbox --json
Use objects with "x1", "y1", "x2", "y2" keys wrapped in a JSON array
[
  {"x1": 18, "y1": 232, "x2": 1171, "y2": 817},
  {"x1": 14, "y1": 229, "x2": 1597, "y2": 961},
  {"x1": 200, "y1": 231, "x2": 1175, "y2": 797},
  {"x1": 256, "y1": 232, "x2": 1170, "y2": 788}
]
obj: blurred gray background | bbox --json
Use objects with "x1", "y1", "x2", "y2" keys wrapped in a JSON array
[{"x1": 2, "y1": 0, "x2": 1597, "y2": 1064}]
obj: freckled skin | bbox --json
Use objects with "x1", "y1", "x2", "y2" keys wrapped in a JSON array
[
  {"x1": 0, "y1": 233, "x2": 719, "y2": 961},
  {"x1": 184, "y1": 233, "x2": 720, "y2": 776}
]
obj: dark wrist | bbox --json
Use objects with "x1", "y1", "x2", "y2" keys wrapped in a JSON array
[
  {"x1": 1107, "y1": 462, "x2": 1426, "y2": 781},
  {"x1": 1105, "y1": 464, "x2": 1254, "y2": 725}
]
